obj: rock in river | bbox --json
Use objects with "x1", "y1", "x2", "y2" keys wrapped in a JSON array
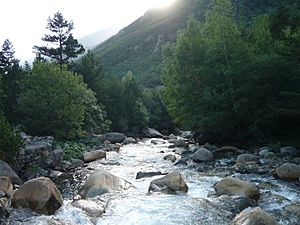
[
  {"x1": 148, "y1": 171, "x2": 188, "y2": 194},
  {"x1": 190, "y1": 147, "x2": 214, "y2": 162},
  {"x1": 78, "y1": 169, "x2": 132, "y2": 199},
  {"x1": 83, "y1": 150, "x2": 106, "y2": 163},
  {"x1": 276, "y1": 163, "x2": 300, "y2": 180},
  {"x1": 12, "y1": 177, "x2": 63, "y2": 215},
  {"x1": 231, "y1": 207, "x2": 279, "y2": 225},
  {"x1": 214, "y1": 177, "x2": 260, "y2": 201}
]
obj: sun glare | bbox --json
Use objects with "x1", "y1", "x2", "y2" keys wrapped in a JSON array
[{"x1": 150, "y1": 0, "x2": 176, "y2": 9}]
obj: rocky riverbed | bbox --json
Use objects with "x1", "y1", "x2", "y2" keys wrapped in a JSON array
[{"x1": 1, "y1": 131, "x2": 300, "y2": 225}]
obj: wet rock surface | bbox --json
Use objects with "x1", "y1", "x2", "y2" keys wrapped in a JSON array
[
  {"x1": 78, "y1": 169, "x2": 132, "y2": 199},
  {"x1": 148, "y1": 171, "x2": 188, "y2": 194}
]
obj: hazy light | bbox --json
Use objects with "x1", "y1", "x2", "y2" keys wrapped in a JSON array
[
  {"x1": 149, "y1": 0, "x2": 176, "y2": 8},
  {"x1": 0, "y1": 0, "x2": 177, "y2": 61}
]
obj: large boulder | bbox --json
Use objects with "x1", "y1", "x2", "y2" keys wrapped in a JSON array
[
  {"x1": 123, "y1": 137, "x2": 137, "y2": 145},
  {"x1": 148, "y1": 171, "x2": 188, "y2": 194},
  {"x1": 0, "y1": 176, "x2": 13, "y2": 195},
  {"x1": 78, "y1": 169, "x2": 131, "y2": 199},
  {"x1": 236, "y1": 154, "x2": 259, "y2": 164},
  {"x1": 82, "y1": 150, "x2": 106, "y2": 163},
  {"x1": 72, "y1": 199, "x2": 105, "y2": 221},
  {"x1": 12, "y1": 177, "x2": 63, "y2": 215},
  {"x1": 169, "y1": 140, "x2": 189, "y2": 148},
  {"x1": 214, "y1": 177, "x2": 260, "y2": 200},
  {"x1": 145, "y1": 128, "x2": 163, "y2": 138},
  {"x1": 0, "y1": 160, "x2": 23, "y2": 185},
  {"x1": 280, "y1": 146, "x2": 300, "y2": 157},
  {"x1": 231, "y1": 207, "x2": 279, "y2": 225},
  {"x1": 275, "y1": 163, "x2": 300, "y2": 180},
  {"x1": 136, "y1": 171, "x2": 167, "y2": 179},
  {"x1": 99, "y1": 132, "x2": 126, "y2": 144},
  {"x1": 190, "y1": 148, "x2": 214, "y2": 162}
]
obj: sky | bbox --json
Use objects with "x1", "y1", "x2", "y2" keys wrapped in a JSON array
[{"x1": 0, "y1": 0, "x2": 175, "y2": 61}]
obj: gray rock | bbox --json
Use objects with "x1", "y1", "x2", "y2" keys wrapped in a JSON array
[
  {"x1": 123, "y1": 137, "x2": 137, "y2": 145},
  {"x1": 280, "y1": 146, "x2": 300, "y2": 157},
  {"x1": 214, "y1": 177, "x2": 260, "y2": 200},
  {"x1": 212, "y1": 195, "x2": 257, "y2": 214},
  {"x1": 72, "y1": 199, "x2": 105, "y2": 220},
  {"x1": 52, "y1": 149, "x2": 64, "y2": 166},
  {"x1": 231, "y1": 207, "x2": 279, "y2": 225},
  {"x1": 169, "y1": 134, "x2": 176, "y2": 139},
  {"x1": 78, "y1": 169, "x2": 132, "y2": 199},
  {"x1": 145, "y1": 128, "x2": 163, "y2": 138},
  {"x1": 259, "y1": 149, "x2": 271, "y2": 157},
  {"x1": 291, "y1": 157, "x2": 300, "y2": 164},
  {"x1": 0, "y1": 160, "x2": 23, "y2": 185},
  {"x1": 136, "y1": 171, "x2": 167, "y2": 179},
  {"x1": 12, "y1": 177, "x2": 63, "y2": 215},
  {"x1": 190, "y1": 148, "x2": 214, "y2": 162},
  {"x1": 163, "y1": 154, "x2": 177, "y2": 162},
  {"x1": 276, "y1": 163, "x2": 300, "y2": 180},
  {"x1": 99, "y1": 132, "x2": 126, "y2": 144},
  {"x1": 151, "y1": 139, "x2": 166, "y2": 145},
  {"x1": 236, "y1": 154, "x2": 259, "y2": 164},
  {"x1": 83, "y1": 150, "x2": 106, "y2": 163},
  {"x1": 180, "y1": 131, "x2": 193, "y2": 139},
  {"x1": 148, "y1": 171, "x2": 188, "y2": 194},
  {"x1": 70, "y1": 158, "x2": 85, "y2": 168},
  {"x1": 170, "y1": 140, "x2": 189, "y2": 148},
  {"x1": 215, "y1": 146, "x2": 239, "y2": 154}
]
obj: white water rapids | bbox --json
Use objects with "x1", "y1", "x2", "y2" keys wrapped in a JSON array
[{"x1": 8, "y1": 138, "x2": 300, "y2": 225}]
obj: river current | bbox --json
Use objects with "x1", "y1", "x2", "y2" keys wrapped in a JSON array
[{"x1": 8, "y1": 138, "x2": 300, "y2": 225}]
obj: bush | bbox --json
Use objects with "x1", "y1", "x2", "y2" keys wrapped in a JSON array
[
  {"x1": 0, "y1": 113, "x2": 22, "y2": 162},
  {"x1": 54, "y1": 135, "x2": 103, "y2": 160},
  {"x1": 18, "y1": 63, "x2": 107, "y2": 139}
]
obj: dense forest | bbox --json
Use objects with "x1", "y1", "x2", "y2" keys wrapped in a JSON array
[{"x1": 1, "y1": 0, "x2": 300, "y2": 163}]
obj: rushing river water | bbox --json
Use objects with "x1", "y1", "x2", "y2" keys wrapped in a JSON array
[{"x1": 8, "y1": 138, "x2": 300, "y2": 225}]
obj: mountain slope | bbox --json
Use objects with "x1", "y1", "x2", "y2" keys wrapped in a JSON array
[
  {"x1": 93, "y1": 0, "x2": 208, "y2": 87},
  {"x1": 92, "y1": 0, "x2": 295, "y2": 87}
]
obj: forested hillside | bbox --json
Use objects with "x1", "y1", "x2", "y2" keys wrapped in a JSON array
[{"x1": 92, "y1": 0, "x2": 297, "y2": 87}]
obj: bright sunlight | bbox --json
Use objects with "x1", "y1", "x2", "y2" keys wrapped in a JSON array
[{"x1": 149, "y1": 0, "x2": 176, "y2": 8}]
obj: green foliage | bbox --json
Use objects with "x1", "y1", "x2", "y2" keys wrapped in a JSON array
[
  {"x1": 73, "y1": 50, "x2": 105, "y2": 100},
  {"x1": 34, "y1": 11, "x2": 85, "y2": 66},
  {"x1": 54, "y1": 135, "x2": 102, "y2": 160},
  {"x1": 162, "y1": 0, "x2": 300, "y2": 144},
  {"x1": 18, "y1": 63, "x2": 104, "y2": 139},
  {"x1": 92, "y1": 0, "x2": 291, "y2": 88},
  {"x1": 142, "y1": 89, "x2": 174, "y2": 132},
  {"x1": 0, "y1": 113, "x2": 23, "y2": 162},
  {"x1": 119, "y1": 71, "x2": 149, "y2": 134},
  {"x1": 0, "y1": 39, "x2": 24, "y2": 123}
]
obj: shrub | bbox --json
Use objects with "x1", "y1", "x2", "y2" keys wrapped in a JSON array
[
  {"x1": 18, "y1": 63, "x2": 107, "y2": 139},
  {"x1": 0, "y1": 113, "x2": 22, "y2": 162}
]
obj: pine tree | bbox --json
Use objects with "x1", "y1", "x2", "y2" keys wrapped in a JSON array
[
  {"x1": 0, "y1": 39, "x2": 23, "y2": 123},
  {"x1": 33, "y1": 11, "x2": 85, "y2": 66}
]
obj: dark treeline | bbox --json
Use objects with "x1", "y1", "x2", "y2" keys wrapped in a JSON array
[{"x1": 162, "y1": 0, "x2": 300, "y2": 145}]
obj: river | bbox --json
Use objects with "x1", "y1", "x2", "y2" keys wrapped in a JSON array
[{"x1": 8, "y1": 138, "x2": 300, "y2": 225}]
